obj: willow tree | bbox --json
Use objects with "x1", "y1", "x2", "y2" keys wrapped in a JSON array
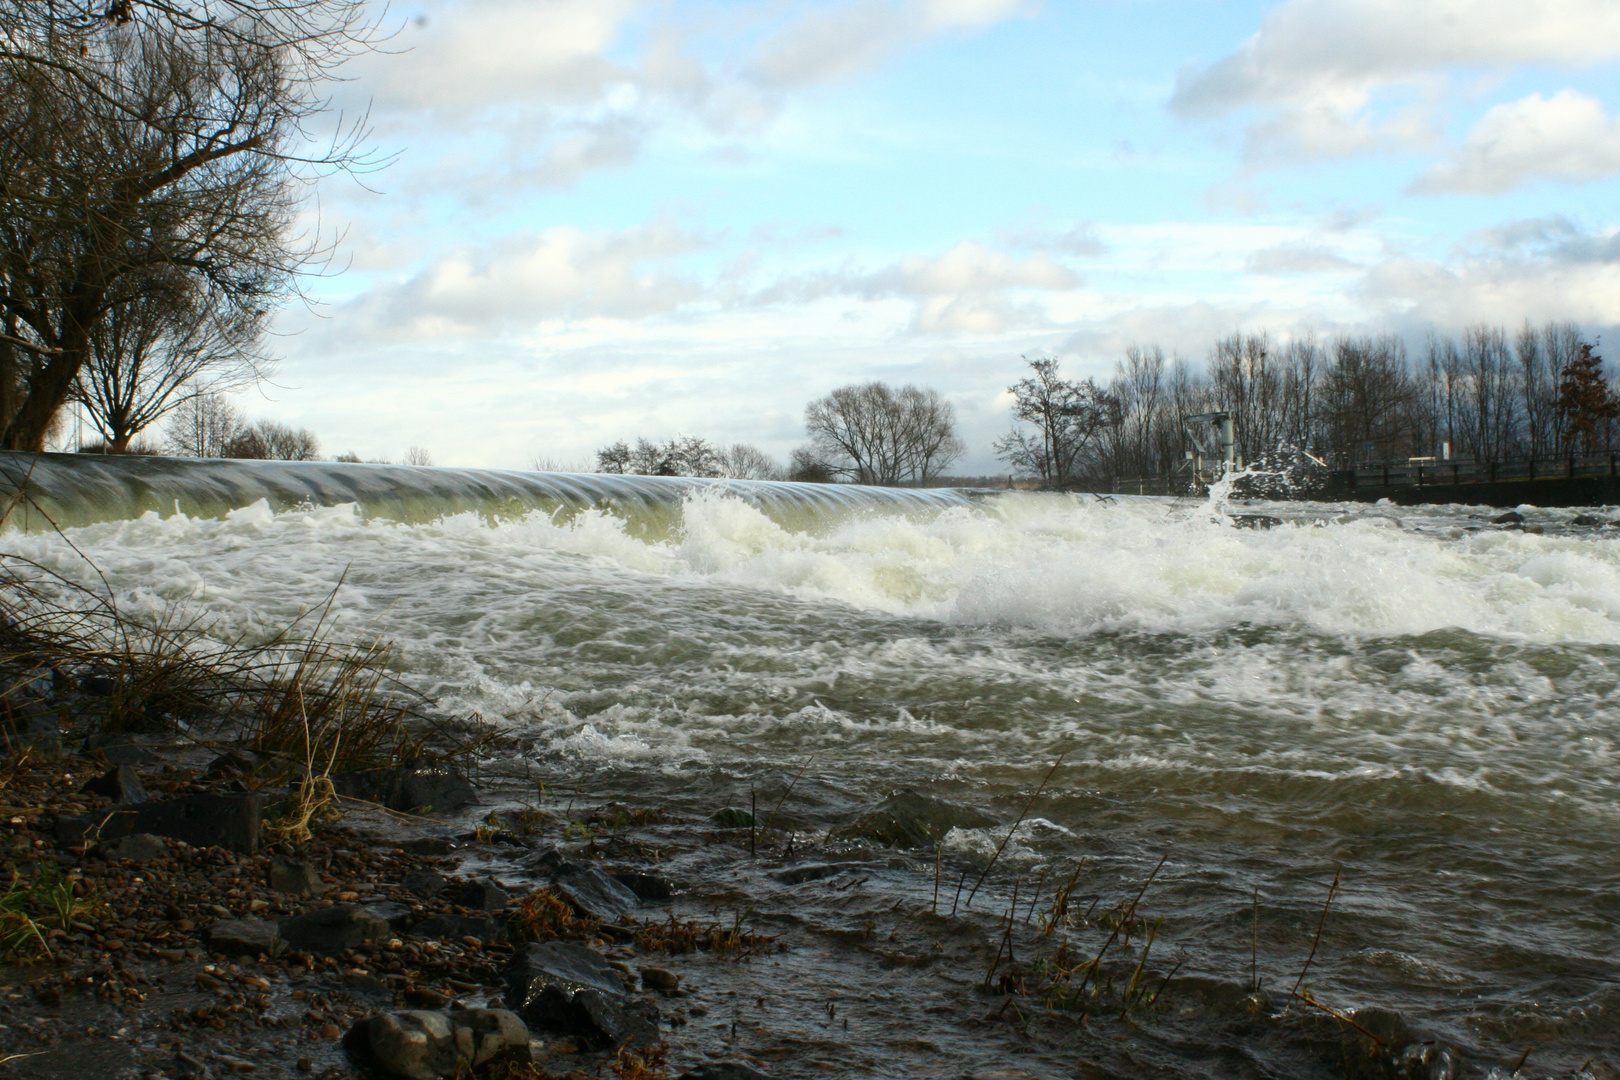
[{"x1": 0, "y1": 0, "x2": 382, "y2": 451}]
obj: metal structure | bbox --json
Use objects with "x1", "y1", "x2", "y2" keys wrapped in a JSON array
[{"x1": 1183, "y1": 411, "x2": 1235, "y2": 484}]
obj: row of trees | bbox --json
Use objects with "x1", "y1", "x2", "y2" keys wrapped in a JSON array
[
  {"x1": 1003, "y1": 323, "x2": 1618, "y2": 489},
  {"x1": 595, "y1": 382, "x2": 966, "y2": 484}
]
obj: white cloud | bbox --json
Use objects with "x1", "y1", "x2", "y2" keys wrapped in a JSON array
[
  {"x1": 359, "y1": 223, "x2": 708, "y2": 334},
  {"x1": 1246, "y1": 242, "x2": 1359, "y2": 274},
  {"x1": 1171, "y1": 0, "x2": 1620, "y2": 164},
  {"x1": 1414, "y1": 90, "x2": 1620, "y2": 193}
]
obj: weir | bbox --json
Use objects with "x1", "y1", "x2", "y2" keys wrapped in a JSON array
[{"x1": 0, "y1": 451, "x2": 990, "y2": 532}]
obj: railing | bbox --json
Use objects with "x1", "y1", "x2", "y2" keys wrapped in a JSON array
[{"x1": 1339, "y1": 452, "x2": 1620, "y2": 490}]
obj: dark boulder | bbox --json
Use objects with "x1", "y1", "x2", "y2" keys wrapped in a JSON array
[
  {"x1": 401, "y1": 869, "x2": 446, "y2": 898},
  {"x1": 552, "y1": 866, "x2": 639, "y2": 921},
  {"x1": 268, "y1": 855, "x2": 327, "y2": 896},
  {"x1": 206, "y1": 918, "x2": 283, "y2": 958},
  {"x1": 453, "y1": 877, "x2": 511, "y2": 911},
  {"x1": 503, "y1": 941, "x2": 656, "y2": 1050},
  {"x1": 329, "y1": 762, "x2": 477, "y2": 814},
  {"x1": 131, "y1": 792, "x2": 264, "y2": 852},
  {"x1": 203, "y1": 749, "x2": 260, "y2": 780},
  {"x1": 711, "y1": 808, "x2": 754, "y2": 828},
  {"x1": 364, "y1": 902, "x2": 415, "y2": 932},
  {"x1": 831, "y1": 789, "x2": 998, "y2": 849},
  {"x1": 612, "y1": 871, "x2": 674, "y2": 901},
  {"x1": 281, "y1": 904, "x2": 391, "y2": 955},
  {"x1": 1493, "y1": 510, "x2": 1525, "y2": 525},
  {"x1": 80, "y1": 765, "x2": 147, "y2": 804}
]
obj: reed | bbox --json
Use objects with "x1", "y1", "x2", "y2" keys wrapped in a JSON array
[
  {"x1": 1290, "y1": 868, "x2": 1341, "y2": 1000},
  {"x1": 964, "y1": 753, "x2": 1066, "y2": 909}
]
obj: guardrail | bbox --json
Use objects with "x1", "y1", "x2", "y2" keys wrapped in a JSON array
[{"x1": 1340, "y1": 453, "x2": 1619, "y2": 490}]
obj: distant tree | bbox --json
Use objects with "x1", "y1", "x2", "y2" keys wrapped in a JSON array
[
  {"x1": 333, "y1": 452, "x2": 362, "y2": 463},
  {"x1": 225, "y1": 419, "x2": 320, "y2": 461},
  {"x1": 1555, "y1": 342, "x2": 1617, "y2": 452},
  {"x1": 596, "y1": 441, "x2": 632, "y2": 473},
  {"x1": 994, "y1": 357, "x2": 1119, "y2": 487},
  {"x1": 787, "y1": 447, "x2": 834, "y2": 483},
  {"x1": 719, "y1": 443, "x2": 782, "y2": 480},
  {"x1": 597, "y1": 435, "x2": 724, "y2": 477},
  {"x1": 163, "y1": 392, "x2": 244, "y2": 458},
  {"x1": 804, "y1": 382, "x2": 963, "y2": 484},
  {"x1": 403, "y1": 446, "x2": 433, "y2": 466}
]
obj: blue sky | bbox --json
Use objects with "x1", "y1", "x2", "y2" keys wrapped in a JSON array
[{"x1": 255, "y1": 0, "x2": 1620, "y2": 472}]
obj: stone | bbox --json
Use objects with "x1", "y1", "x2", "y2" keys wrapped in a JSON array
[
  {"x1": 503, "y1": 941, "x2": 658, "y2": 1049},
  {"x1": 453, "y1": 877, "x2": 511, "y2": 911},
  {"x1": 1493, "y1": 510, "x2": 1525, "y2": 524},
  {"x1": 126, "y1": 792, "x2": 265, "y2": 852},
  {"x1": 0, "y1": 704, "x2": 62, "y2": 759},
  {"x1": 79, "y1": 765, "x2": 148, "y2": 804},
  {"x1": 83, "y1": 733, "x2": 157, "y2": 765},
  {"x1": 679, "y1": 1065, "x2": 777, "y2": 1080},
  {"x1": 612, "y1": 872, "x2": 674, "y2": 901},
  {"x1": 281, "y1": 904, "x2": 391, "y2": 955},
  {"x1": 329, "y1": 762, "x2": 478, "y2": 814},
  {"x1": 349, "y1": 1008, "x2": 529, "y2": 1080},
  {"x1": 407, "y1": 913, "x2": 510, "y2": 945},
  {"x1": 399, "y1": 836, "x2": 458, "y2": 856},
  {"x1": 639, "y1": 966, "x2": 679, "y2": 992},
  {"x1": 203, "y1": 749, "x2": 260, "y2": 779},
  {"x1": 551, "y1": 866, "x2": 639, "y2": 921},
  {"x1": 98, "y1": 832, "x2": 166, "y2": 862},
  {"x1": 711, "y1": 807, "x2": 754, "y2": 828},
  {"x1": 401, "y1": 869, "x2": 446, "y2": 897},
  {"x1": 364, "y1": 901, "x2": 416, "y2": 932},
  {"x1": 1572, "y1": 513, "x2": 1604, "y2": 526},
  {"x1": 206, "y1": 918, "x2": 283, "y2": 958},
  {"x1": 831, "y1": 789, "x2": 999, "y2": 849},
  {"x1": 268, "y1": 855, "x2": 328, "y2": 896}
]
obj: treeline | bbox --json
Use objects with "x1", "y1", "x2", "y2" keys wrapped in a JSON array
[{"x1": 1010, "y1": 323, "x2": 1618, "y2": 488}]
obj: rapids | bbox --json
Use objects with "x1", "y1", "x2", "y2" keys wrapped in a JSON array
[{"x1": 2, "y1": 452, "x2": 1617, "y2": 1077}]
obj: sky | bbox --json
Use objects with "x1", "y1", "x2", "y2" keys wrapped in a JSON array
[{"x1": 251, "y1": 0, "x2": 1620, "y2": 473}]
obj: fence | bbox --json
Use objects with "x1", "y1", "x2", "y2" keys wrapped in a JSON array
[{"x1": 1338, "y1": 452, "x2": 1620, "y2": 491}]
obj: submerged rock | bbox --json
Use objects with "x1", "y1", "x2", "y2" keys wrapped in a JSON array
[
  {"x1": 832, "y1": 789, "x2": 999, "y2": 849},
  {"x1": 206, "y1": 918, "x2": 283, "y2": 958},
  {"x1": 711, "y1": 807, "x2": 755, "y2": 828},
  {"x1": 348, "y1": 1008, "x2": 529, "y2": 1080},
  {"x1": 1493, "y1": 510, "x2": 1525, "y2": 525},
  {"x1": 612, "y1": 871, "x2": 675, "y2": 901},
  {"x1": 552, "y1": 866, "x2": 640, "y2": 921},
  {"x1": 329, "y1": 762, "x2": 477, "y2": 814},
  {"x1": 79, "y1": 764, "x2": 147, "y2": 804},
  {"x1": 503, "y1": 941, "x2": 657, "y2": 1049},
  {"x1": 453, "y1": 877, "x2": 511, "y2": 911}
]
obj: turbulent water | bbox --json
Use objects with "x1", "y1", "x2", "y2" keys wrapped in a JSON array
[{"x1": 4, "y1": 453, "x2": 1618, "y2": 1077}]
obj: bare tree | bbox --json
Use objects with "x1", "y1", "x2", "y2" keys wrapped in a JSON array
[
  {"x1": 403, "y1": 446, "x2": 433, "y2": 466},
  {"x1": 719, "y1": 443, "x2": 782, "y2": 480},
  {"x1": 804, "y1": 382, "x2": 963, "y2": 484},
  {"x1": 227, "y1": 419, "x2": 320, "y2": 460},
  {"x1": 0, "y1": 0, "x2": 382, "y2": 450},
  {"x1": 73, "y1": 279, "x2": 268, "y2": 451},
  {"x1": 994, "y1": 357, "x2": 1119, "y2": 487},
  {"x1": 163, "y1": 390, "x2": 243, "y2": 457}
]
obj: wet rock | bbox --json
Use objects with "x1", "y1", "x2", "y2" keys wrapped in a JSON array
[
  {"x1": 711, "y1": 807, "x2": 755, "y2": 828},
  {"x1": 408, "y1": 913, "x2": 509, "y2": 944},
  {"x1": 268, "y1": 855, "x2": 328, "y2": 896},
  {"x1": 281, "y1": 904, "x2": 391, "y2": 955},
  {"x1": 203, "y1": 748, "x2": 260, "y2": 779},
  {"x1": 1231, "y1": 514, "x2": 1283, "y2": 530},
  {"x1": 679, "y1": 1065, "x2": 777, "y2": 1080},
  {"x1": 97, "y1": 832, "x2": 166, "y2": 862},
  {"x1": 1493, "y1": 510, "x2": 1525, "y2": 524},
  {"x1": 523, "y1": 846, "x2": 577, "y2": 876},
  {"x1": 364, "y1": 901, "x2": 416, "y2": 932},
  {"x1": 832, "y1": 789, "x2": 999, "y2": 849},
  {"x1": 349, "y1": 1008, "x2": 529, "y2": 1080},
  {"x1": 79, "y1": 764, "x2": 148, "y2": 804},
  {"x1": 0, "y1": 706, "x2": 62, "y2": 759},
  {"x1": 503, "y1": 941, "x2": 658, "y2": 1050},
  {"x1": 403, "y1": 989, "x2": 449, "y2": 1009},
  {"x1": 1571, "y1": 513, "x2": 1605, "y2": 527},
  {"x1": 206, "y1": 918, "x2": 283, "y2": 958},
  {"x1": 132, "y1": 792, "x2": 265, "y2": 852},
  {"x1": 399, "y1": 836, "x2": 458, "y2": 856},
  {"x1": 402, "y1": 870, "x2": 446, "y2": 897},
  {"x1": 453, "y1": 877, "x2": 511, "y2": 911},
  {"x1": 639, "y1": 966, "x2": 679, "y2": 992},
  {"x1": 552, "y1": 866, "x2": 640, "y2": 921},
  {"x1": 329, "y1": 762, "x2": 478, "y2": 814},
  {"x1": 83, "y1": 732, "x2": 157, "y2": 764},
  {"x1": 612, "y1": 871, "x2": 674, "y2": 901}
]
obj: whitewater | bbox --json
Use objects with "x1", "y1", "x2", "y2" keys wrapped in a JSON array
[{"x1": 3, "y1": 453, "x2": 1617, "y2": 1076}]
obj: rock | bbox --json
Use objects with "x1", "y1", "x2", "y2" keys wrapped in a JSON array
[
  {"x1": 80, "y1": 764, "x2": 148, "y2": 805},
  {"x1": 268, "y1": 855, "x2": 328, "y2": 896},
  {"x1": 407, "y1": 913, "x2": 509, "y2": 945},
  {"x1": 83, "y1": 733, "x2": 157, "y2": 765},
  {"x1": 203, "y1": 748, "x2": 259, "y2": 779},
  {"x1": 401, "y1": 870, "x2": 446, "y2": 897},
  {"x1": 350, "y1": 1008, "x2": 529, "y2": 1080},
  {"x1": 679, "y1": 1065, "x2": 777, "y2": 1080},
  {"x1": 97, "y1": 832, "x2": 166, "y2": 862},
  {"x1": 523, "y1": 846, "x2": 576, "y2": 876},
  {"x1": 453, "y1": 877, "x2": 511, "y2": 911},
  {"x1": 639, "y1": 966, "x2": 679, "y2": 992},
  {"x1": 1493, "y1": 510, "x2": 1525, "y2": 524},
  {"x1": 130, "y1": 792, "x2": 265, "y2": 852},
  {"x1": 1571, "y1": 513, "x2": 1604, "y2": 527},
  {"x1": 206, "y1": 918, "x2": 283, "y2": 958},
  {"x1": 403, "y1": 989, "x2": 449, "y2": 1010},
  {"x1": 551, "y1": 866, "x2": 640, "y2": 921},
  {"x1": 399, "y1": 836, "x2": 458, "y2": 855},
  {"x1": 281, "y1": 904, "x2": 391, "y2": 955},
  {"x1": 612, "y1": 872, "x2": 674, "y2": 901},
  {"x1": 711, "y1": 808, "x2": 755, "y2": 828},
  {"x1": 832, "y1": 789, "x2": 999, "y2": 849},
  {"x1": 0, "y1": 705, "x2": 62, "y2": 759},
  {"x1": 328, "y1": 762, "x2": 478, "y2": 814},
  {"x1": 1231, "y1": 514, "x2": 1283, "y2": 530},
  {"x1": 504, "y1": 942, "x2": 658, "y2": 1050},
  {"x1": 364, "y1": 902, "x2": 416, "y2": 932}
]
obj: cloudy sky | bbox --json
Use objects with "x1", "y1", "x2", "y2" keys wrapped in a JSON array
[{"x1": 262, "y1": 0, "x2": 1620, "y2": 472}]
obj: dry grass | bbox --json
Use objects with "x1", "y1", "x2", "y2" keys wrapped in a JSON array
[{"x1": 509, "y1": 887, "x2": 594, "y2": 942}]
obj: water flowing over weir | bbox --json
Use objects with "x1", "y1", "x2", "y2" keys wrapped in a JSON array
[
  {"x1": 3, "y1": 453, "x2": 1620, "y2": 1077},
  {"x1": 0, "y1": 451, "x2": 986, "y2": 532}
]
